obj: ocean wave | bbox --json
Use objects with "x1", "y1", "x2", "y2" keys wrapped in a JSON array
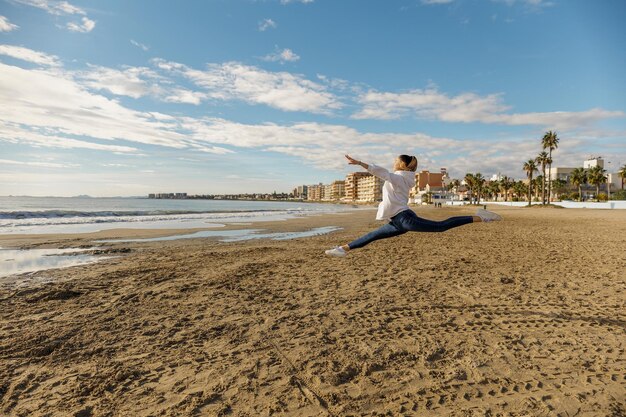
[{"x1": 0, "y1": 208, "x2": 303, "y2": 220}]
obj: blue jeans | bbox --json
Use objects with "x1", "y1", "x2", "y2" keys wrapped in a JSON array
[{"x1": 348, "y1": 209, "x2": 474, "y2": 250}]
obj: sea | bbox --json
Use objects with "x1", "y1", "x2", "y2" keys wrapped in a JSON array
[{"x1": 0, "y1": 196, "x2": 369, "y2": 235}]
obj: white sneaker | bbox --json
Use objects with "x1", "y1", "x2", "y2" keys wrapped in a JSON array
[
  {"x1": 325, "y1": 246, "x2": 347, "y2": 257},
  {"x1": 476, "y1": 208, "x2": 502, "y2": 222}
]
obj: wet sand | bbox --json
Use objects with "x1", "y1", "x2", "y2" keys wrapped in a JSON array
[{"x1": 0, "y1": 205, "x2": 625, "y2": 416}]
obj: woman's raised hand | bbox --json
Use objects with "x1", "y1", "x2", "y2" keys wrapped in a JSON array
[{"x1": 345, "y1": 154, "x2": 360, "y2": 165}]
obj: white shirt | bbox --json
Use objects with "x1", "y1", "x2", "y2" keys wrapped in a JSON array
[{"x1": 367, "y1": 164, "x2": 416, "y2": 221}]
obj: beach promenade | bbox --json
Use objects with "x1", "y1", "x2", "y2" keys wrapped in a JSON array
[{"x1": 0, "y1": 206, "x2": 624, "y2": 416}]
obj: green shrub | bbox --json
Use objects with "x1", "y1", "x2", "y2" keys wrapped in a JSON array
[
  {"x1": 569, "y1": 192, "x2": 579, "y2": 201},
  {"x1": 610, "y1": 190, "x2": 626, "y2": 200},
  {"x1": 597, "y1": 193, "x2": 608, "y2": 202}
]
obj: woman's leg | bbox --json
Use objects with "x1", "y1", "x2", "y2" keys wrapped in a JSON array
[
  {"x1": 396, "y1": 210, "x2": 476, "y2": 233},
  {"x1": 346, "y1": 222, "x2": 406, "y2": 250}
]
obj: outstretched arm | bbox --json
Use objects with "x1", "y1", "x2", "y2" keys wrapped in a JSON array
[{"x1": 345, "y1": 154, "x2": 368, "y2": 170}]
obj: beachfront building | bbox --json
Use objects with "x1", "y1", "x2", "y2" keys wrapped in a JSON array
[
  {"x1": 322, "y1": 184, "x2": 334, "y2": 201},
  {"x1": 547, "y1": 167, "x2": 576, "y2": 181},
  {"x1": 293, "y1": 185, "x2": 308, "y2": 199},
  {"x1": 356, "y1": 174, "x2": 384, "y2": 202},
  {"x1": 330, "y1": 180, "x2": 346, "y2": 200},
  {"x1": 607, "y1": 173, "x2": 623, "y2": 190},
  {"x1": 345, "y1": 172, "x2": 370, "y2": 201},
  {"x1": 583, "y1": 157, "x2": 604, "y2": 169},
  {"x1": 307, "y1": 183, "x2": 324, "y2": 201},
  {"x1": 149, "y1": 193, "x2": 187, "y2": 199},
  {"x1": 410, "y1": 169, "x2": 448, "y2": 203}
]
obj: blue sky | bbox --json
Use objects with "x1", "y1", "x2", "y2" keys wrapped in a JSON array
[{"x1": 0, "y1": 0, "x2": 625, "y2": 196}]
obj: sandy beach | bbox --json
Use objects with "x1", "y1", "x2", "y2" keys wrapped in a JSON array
[{"x1": 0, "y1": 205, "x2": 624, "y2": 416}]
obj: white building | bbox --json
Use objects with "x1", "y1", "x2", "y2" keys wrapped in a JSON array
[
  {"x1": 607, "y1": 172, "x2": 624, "y2": 191},
  {"x1": 583, "y1": 157, "x2": 604, "y2": 169}
]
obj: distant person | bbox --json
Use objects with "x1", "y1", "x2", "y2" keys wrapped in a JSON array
[{"x1": 325, "y1": 154, "x2": 502, "y2": 257}]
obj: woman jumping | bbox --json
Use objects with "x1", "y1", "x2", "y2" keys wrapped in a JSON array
[{"x1": 325, "y1": 154, "x2": 502, "y2": 257}]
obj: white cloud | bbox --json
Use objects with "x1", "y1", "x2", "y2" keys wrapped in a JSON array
[
  {"x1": 0, "y1": 121, "x2": 139, "y2": 153},
  {"x1": 2, "y1": 46, "x2": 622, "y2": 183},
  {"x1": 73, "y1": 63, "x2": 210, "y2": 105},
  {"x1": 66, "y1": 16, "x2": 95, "y2": 33},
  {"x1": 13, "y1": 0, "x2": 86, "y2": 16},
  {"x1": 130, "y1": 39, "x2": 149, "y2": 51},
  {"x1": 0, "y1": 44, "x2": 60, "y2": 66},
  {"x1": 14, "y1": 0, "x2": 96, "y2": 33},
  {"x1": 153, "y1": 59, "x2": 341, "y2": 114},
  {"x1": 261, "y1": 47, "x2": 300, "y2": 63},
  {"x1": 0, "y1": 158, "x2": 79, "y2": 169},
  {"x1": 101, "y1": 163, "x2": 131, "y2": 167},
  {"x1": 258, "y1": 18, "x2": 276, "y2": 31},
  {"x1": 489, "y1": 109, "x2": 625, "y2": 129},
  {"x1": 75, "y1": 65, "x2": 160, "y2": 99},
  {"x1": 353, "y1": 87, "x2": 508, "y2": 121},
  {"x1": 0, "y1": 15, "x2": 19, "y2": 32},
  {"x1": 353, "y1": 86, "x2": 624, "y2": 130},
  {"x1": 491, "y1": 0, "x2": 554, "y2": 9},
  {"x1": 0, "y1": 61, "x2": 238, "y2": 156},
  {"x1": 280, "y1": 0, "x2": 314, "y2": 4},
  {"x1": 0, "y1": 62, "x2": 189, "y2": 149},
  {"x1": 163, "y1": 88, "x2": 206, "y2": 105},
  {"x1": 176, "y1": 117, "x2": 481, "y2": 172},
  {"x1": 421, "y1": 0, "x2": 455, "y2": 4}
]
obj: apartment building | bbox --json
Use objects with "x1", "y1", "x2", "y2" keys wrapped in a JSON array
[
  {"x1": 293, "y1": 185, "x2": 308, "y2": 199},
  {"x1": 356, "y1": 174, "x2": 384, "y2": 202},
  {"x1": 307, "y1": 183, "x2": 324, "y2": 201},
  {"x1": 322, "y1": 184, "x2": 333, "y2": 201},
  {"x1": 410, "y1": 170, "x2": 448, "y2": 202},
  {"x1": 330, "y1": 180, "x2": 345, "y2": 200},
  {"x1": 345, "y1": 172, "x2": 370, "y2": 201}
]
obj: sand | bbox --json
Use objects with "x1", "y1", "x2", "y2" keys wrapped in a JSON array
[{"x1": 0, "y1": 205, "x2": 624, "y2": 416}]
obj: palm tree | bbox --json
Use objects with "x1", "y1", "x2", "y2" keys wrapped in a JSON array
[
  {"x1": 523, "y1": 159, "x2": 538, "y2": 206},
  {"x1": 619, "y1": 164, "x2": 626, "y2": 190},
  {"x1": 464, "y1": 173, "x2": 475, "y2": 204},
  {"x1": 447, "y1": 179, "x2": 461, "y2": 194},
  {"x1": 494, "y1": 180, "x2": 503, "y2": 201},
  {"x1": 474, "y1": 173, "x2": 486, "y2": 204},
  {"x1": 499, "y1": 176, "x2": 512, "y2": 202},
  {"x1": 570, "y1": 167, "x2": 587, "y2": 202},
  {"x1": 513, "y1": 180, "x2": 527, "y2": 201},
  {"x1": 488, "y1": 180, "x2": 499, "y2": 201},
  {"x1": 535, "y1": 151, "x2": 550, "y2": 204},
  {"x1": 542, "y1": 131, "x2": 559, "y2": 202},
  {"x1": 587, "y1": 165, "x2": 607, "y2": 201},
  {"x1": 534, "y1": 176, "x2": 543, "y2": 202},
  {"x1": 551, "y1": 178, "x2": 567, "y2": 200}
]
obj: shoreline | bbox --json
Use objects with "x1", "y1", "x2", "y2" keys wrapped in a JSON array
[
  {"x1": 1, "y1": 205, "x2": 625, "y2": 416},
  {"x1": 0, "y1": 208, "x2": 378, "y2": 249}
]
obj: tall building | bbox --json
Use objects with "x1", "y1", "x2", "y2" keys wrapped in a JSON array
[
  {"x1": 322, "y1": 184, "x2": 333, "y2": 201},
  {"x1": 356, "y1": 174, "x2": 384, "y2": 202},
  {"x1": 415, "y1": 170, "x2": 444, "y2": 192},
  {"x1": 547, "y1": 167, "x2": 576, "y2": 181},
  {"x1": 330, "y1": 180, "x2": 346, "y2": 200},
  {"x1": 307, "y1": 183, "x2": 324, "y2": 201},
  {"x1": 293, "y1": 185, "x2": 308, "y2": 199},
  {"x1": 345, "y1": 172, "x2": 370, "y2": 201},
  {"x1": 410, "y1": 170, "x2": 448, "y2": 202},
  {"x1": 583, "y1": 157, "x2": 604, "y2": 169}
]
